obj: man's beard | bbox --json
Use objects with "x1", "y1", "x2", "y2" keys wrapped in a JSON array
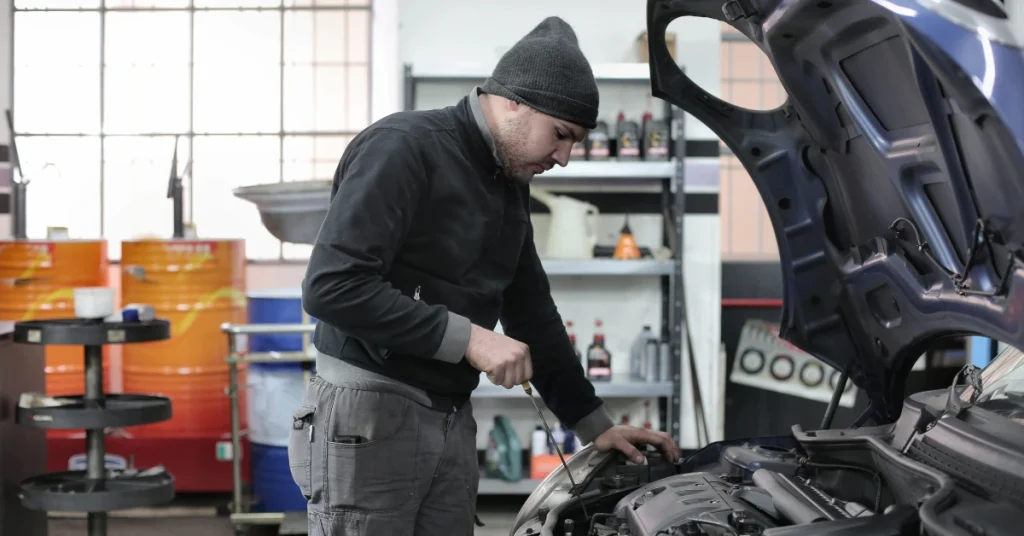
[{"x1": 493, "y1": 116, "x2": 534, "y2": 185}]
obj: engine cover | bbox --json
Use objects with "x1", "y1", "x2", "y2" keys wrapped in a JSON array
[{"x1": 612, "y1": 472, "x2": 780, "y2": 536}]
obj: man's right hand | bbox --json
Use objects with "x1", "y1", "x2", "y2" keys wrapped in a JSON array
[{"x1": 465, "y1": 324, "x2": 533, "y2": 389}]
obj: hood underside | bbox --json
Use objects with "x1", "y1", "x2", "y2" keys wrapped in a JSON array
[{"x1": 647, "y1": 0, "x2": 1024, "y2": 423}]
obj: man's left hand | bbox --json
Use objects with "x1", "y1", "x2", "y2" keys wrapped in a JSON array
[{"x1": 593, "y1": 425, "x2": 680, "y2": 464}]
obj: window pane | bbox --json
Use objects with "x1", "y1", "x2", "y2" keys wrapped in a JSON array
[
  {"x1": 346, "y1": 9, "x2": 370, "y2": 63},
  {"x1": 105, "y1": 0, "x2": 189, "y2": 7},
  {"x1": 195, "y1": 0, "x2": 280, "y2": 7},
  {"x1": 282, "y1": 242, "x2": 313, "y2": 260},
  {"x1": 314, "y1": 11, "x2": 348, "y2": 64},
  {"x1": 14, "y1": 0, "x2": 100, "y2": 8},
  {"x1": 193, "y1": 12, "x2": 281, "y2": 134},
  {"x1": 191, "y1": 136, "x2": 281, "y2": 260},
  {"x1": 345, "y1": 64, "x2": 370, "y2": 130},
  {"x1": 282, "y1": 135, "x2": 350, "y2": 182},
  {"x1": 104, "y1": 12, "x2": 191, "y2": 135},
  {"x1": 103, "y1": 136, "x2": 189, "y2": 260},
  {"x1": 283, "y1": 9, "x2": 370, "y2": 132},
  {"x1": 13, "y1": 13, "x2": 100, "y2": 134},
  {"x1": 16, "y1": 137, "x2": 101, "y2": 240}
]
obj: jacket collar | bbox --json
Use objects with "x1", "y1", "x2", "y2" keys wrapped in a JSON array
[{"x1": 452, "y1": 88, "x2": 505, "y2": 179}]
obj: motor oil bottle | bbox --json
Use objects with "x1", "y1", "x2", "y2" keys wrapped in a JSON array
[
  {"x1": 629, "y1": 325, "x2": 656, "y2": 379},
  {"x1": 616, "y1": 111, "x2": 642, "y2": 161},
  {"x1": 566, "y1": 320, "x2": 582, "y2": 364},
  {"x1": 485, "y1": 415, "x2": 522, "y2": 482},
  {"x1": 586, "y1": 120, "x2": 611, "y2": 160},
  {"x1": 531, "y1": 425, "x2": 547, "y2": 457},
  {"x1": 587, "y1": 319, "x2": 613, "y2": 381},
  {"x1": 642, "y1": 110, "x2": 671, "y2": 161}
]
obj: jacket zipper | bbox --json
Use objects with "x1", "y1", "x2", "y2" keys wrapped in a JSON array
[{"x1": 413, "y1": 286, "x2": 421, "y2": 301}]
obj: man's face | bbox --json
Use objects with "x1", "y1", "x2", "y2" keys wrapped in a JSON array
[{"x1": 492, "y1": 105, "x2": 588, "y2": 185}]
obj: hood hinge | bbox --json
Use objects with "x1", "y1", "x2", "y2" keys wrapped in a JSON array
[{"x1": 723, "y1": 0, "x2": 758, "y2": 21}]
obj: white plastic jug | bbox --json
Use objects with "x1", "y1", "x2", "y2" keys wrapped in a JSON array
[{"x1": 530, "y1": 188, "x2": 599, "y2": 260}]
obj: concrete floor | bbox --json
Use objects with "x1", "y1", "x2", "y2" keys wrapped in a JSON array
[{"x1": 47, "y1": 496, "x2": 523, "y2": 536}]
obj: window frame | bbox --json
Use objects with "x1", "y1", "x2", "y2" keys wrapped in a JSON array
[{"x1": 9, "y1": 1, "x2": 373, "y2": 262}]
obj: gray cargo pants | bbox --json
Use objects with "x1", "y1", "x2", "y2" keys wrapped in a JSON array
[{"x1": 287, "y1": 355, "x2": 480, "y2": 536}]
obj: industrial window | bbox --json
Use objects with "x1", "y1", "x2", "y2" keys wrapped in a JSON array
[
  {"x1": 10, "y1": 0, "x2": 372, "y2": 261},
  {"x1": 718, "y1": 24, "x2": 786, "y2": 260}
]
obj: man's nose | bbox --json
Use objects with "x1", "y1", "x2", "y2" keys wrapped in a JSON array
[{"x1": 553, "y1": 145, "x2": 570, "y2": 167}]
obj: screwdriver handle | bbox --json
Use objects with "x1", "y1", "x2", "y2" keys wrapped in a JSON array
[{"x1": 521, "y1": 381, "x2": 532, "y2": 395}]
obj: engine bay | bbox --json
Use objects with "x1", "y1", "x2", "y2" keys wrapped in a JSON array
[
  {"x1": 512, "y1": 382, "x2": 1024, "y2": 536},
  {"x1": 516, "y1": 439, "x2": 904, "y2": 536}
]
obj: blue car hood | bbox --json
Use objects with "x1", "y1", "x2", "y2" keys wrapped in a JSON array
[{"x1": 647, "y1": 0, "x2": 1024, "y2": 423}]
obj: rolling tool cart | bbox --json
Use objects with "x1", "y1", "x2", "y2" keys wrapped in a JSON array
[
  {"x1": 222, "y1": 322, "x2": 316, "y2": 536},
  {"x1": 11, "y1": 318, "x2": 175, "y2": 536}
]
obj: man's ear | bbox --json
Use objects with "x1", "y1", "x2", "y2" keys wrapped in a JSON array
[{"x1": 505, "y1": 98, "x2": 520, "y2": 113}]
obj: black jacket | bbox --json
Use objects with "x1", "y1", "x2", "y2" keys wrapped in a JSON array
[{"x1": 302, "y1": 94, "x2": 614, "y2": 441}]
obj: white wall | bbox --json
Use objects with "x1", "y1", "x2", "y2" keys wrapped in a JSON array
[{"x1": 1, "y1": 0, "x2": 11, "y2": 238}]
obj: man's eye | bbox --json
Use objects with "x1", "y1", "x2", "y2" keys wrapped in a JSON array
[{"x1": 556, "y1": 130, "x2": 567, "y2": 140}]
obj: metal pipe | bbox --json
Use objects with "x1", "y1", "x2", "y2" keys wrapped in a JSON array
[
  {"x1": 84, "y1": 344, "x2": 106, "y2": 536},
  {"x1": 227, "y1": 334, "x2": 243, "y2": 516},
  {"x1": 12, "y1": 180, "x2": 26, "y2": 239},
  {"x1": 220, "y1": 322, "x2": 315, "y2": 335},
  {"x1": 226, "y1": 351, "x2": 314, "y2": 364}
]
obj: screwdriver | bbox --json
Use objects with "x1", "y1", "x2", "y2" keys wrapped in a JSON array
[{"x1": 521, "y1": 381, "x2": 590, "y2": 521}]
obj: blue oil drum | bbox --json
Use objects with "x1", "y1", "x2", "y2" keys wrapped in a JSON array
[
  {"x1": 245, "y1": 288, "x2": 315, "y2": 511},
  {"x1": 249, "y1": 442, "x2": 308, "y2": 512}
]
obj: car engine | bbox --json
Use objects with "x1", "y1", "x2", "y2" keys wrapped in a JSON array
[{"x1": 512, "y1": 427, "x2": 926, "y2": 536}]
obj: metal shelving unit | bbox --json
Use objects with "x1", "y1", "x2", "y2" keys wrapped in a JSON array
[{"x1": 403, "y1": 63, "x2": 692, "y2": 495}]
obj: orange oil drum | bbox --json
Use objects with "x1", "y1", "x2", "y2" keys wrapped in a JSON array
[
  {"x1": 0, "y1": 239, "x2": 113, "y2": 398},
  {"x1": 120, "y1": 239, "x2": 248, "y2": 437}
]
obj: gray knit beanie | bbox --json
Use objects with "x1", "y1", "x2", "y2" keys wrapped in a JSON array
[{"x1": 481, "y1": 17, "x2": 599, "y2": 130}]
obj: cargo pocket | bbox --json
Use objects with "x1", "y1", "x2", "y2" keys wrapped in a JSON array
[
  {"x1": 326, "y1": 389, "x2": 418, "y2": 513},
  {"x1": 288, "y1": 405, "x2": 315, "y2": 499}
]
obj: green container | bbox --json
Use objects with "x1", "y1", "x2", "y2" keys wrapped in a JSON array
[{"x1": 484, "y1": 415, "x2": 522, "y2": 482}]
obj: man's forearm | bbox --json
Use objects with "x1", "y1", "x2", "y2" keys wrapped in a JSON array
[{"x1": 500, "y1": 207, "x2": 612, "y2": 438}]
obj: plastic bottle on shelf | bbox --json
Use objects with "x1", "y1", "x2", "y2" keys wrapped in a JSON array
[{"x1": 587, "y1": 319, "x2": 612, "y2": 381}]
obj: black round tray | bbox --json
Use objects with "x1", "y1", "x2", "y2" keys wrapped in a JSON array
[
  {"x1": 20, "y1": 470, "x2": 175, "y2": 512},
  {"x1": 17, "y1": 394, "x2": 172, "y2": 429},
  {"x1": 13, "y1": 319, "x2": 171, "y2": 346}
]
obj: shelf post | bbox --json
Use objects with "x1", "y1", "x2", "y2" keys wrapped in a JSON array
[
  {"x1": 671, "y1": 101, "x2": 687, "y2": 447},
  {"x1": 84, "y1": 344, "x2": 106, "y2": 536},
  {"x1": 227, "y1": 334, "x2": 244, "y2": 517}
]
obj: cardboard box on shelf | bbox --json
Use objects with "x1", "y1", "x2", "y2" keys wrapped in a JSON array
[{"x1": 636, "y1": 31, "x2": 677, "y2": 63}]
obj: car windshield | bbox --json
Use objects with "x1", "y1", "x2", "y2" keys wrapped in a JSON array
[{"x1": 961, "y1": 345, "x2": 1024, "y2": 424}]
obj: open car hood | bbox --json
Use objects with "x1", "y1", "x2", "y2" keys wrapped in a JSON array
[{"x1": 647, "y1": 0, "x2": 1024, "y2": 423}]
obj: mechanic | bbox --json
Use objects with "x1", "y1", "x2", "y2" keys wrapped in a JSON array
[{"x1": 293, "y1": 15, "x2": 681, "y2": 536}]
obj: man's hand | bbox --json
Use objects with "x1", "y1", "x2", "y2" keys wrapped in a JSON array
[
  {"x1": 593, "y1": 425, "x2": 680, "y2": 464},
  {"x1": 465, "y1": 324, "x2": 533, "y2": 388}
]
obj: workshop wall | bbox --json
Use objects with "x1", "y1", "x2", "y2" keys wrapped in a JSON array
[{"x1": 0, "y1": 0, "x2": 11, "y2": 238}]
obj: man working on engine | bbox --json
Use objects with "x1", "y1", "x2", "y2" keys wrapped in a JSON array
[{"x1": 292, "y1": 16, "x2": 680, "y2": 536}]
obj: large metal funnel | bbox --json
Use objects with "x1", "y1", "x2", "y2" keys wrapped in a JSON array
[{"x1": 232, "y1": 180, "x2": 331, "y2": 245}]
